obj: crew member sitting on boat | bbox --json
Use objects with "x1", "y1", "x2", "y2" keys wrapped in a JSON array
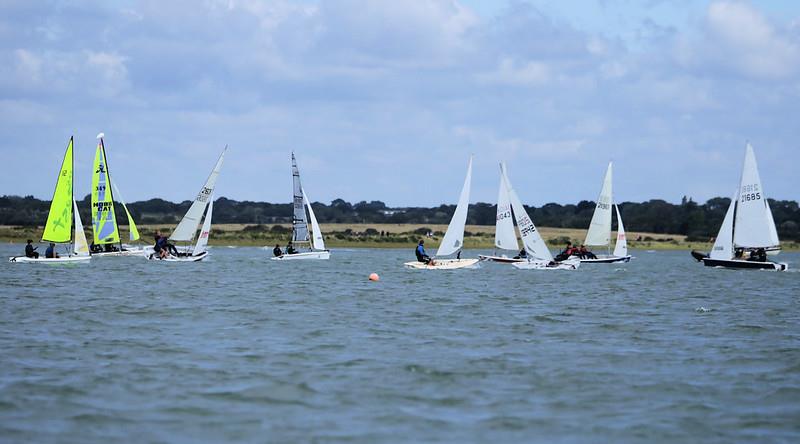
[
  {"x1": 555, "y1": 242, "x2": 574, "y2": 261},
  {"x1": 45, "y1": 242, "x2": 59, "y2": 259},
  {"x1": 285, "y1": 242, "x2": 297, "y2": 255},
  {"x1": 579, "y1": 245, "x2": 597, "y2": 260},
  {"x1": 273, "y1": 244, "x2": 282, "y2": 257},
  {"x1": 103, "y1": 244, "x2": 119, "y2": 253},
  {"x1": 90, "y1": 243, "x2": 103, "y2": 254},
  {"x1": 513, "y1": 248, "x2": 527, "y2": 260},
  {"x1": 749, "y1": 248, "x2": 767, "y2": 262},
  {"x1": 415, "y1": 240, "x2": 435, "y2": 265},
  {"x1": 25, "y1": 240, "x2": 39, "y2": 259},
  {"x1": 153, "y1": 231, "x2": 168, "y2": 259}
]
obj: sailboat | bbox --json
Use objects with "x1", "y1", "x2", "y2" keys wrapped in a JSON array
[
  {"x1": 271, "y1": 153, "x2": 330, "y2": 260},
  {"x1": 90, "y1": 133, "x2": 143, "y2": 257},
  {"x1": 577, "y1": 162, "x2": 631, "y2": 263},
  {"x1": 695, "y1": 144, "x2": 787, "y2": 271},
  {"x1": 145, "y1": 147, "x2": 226, "y2": 262},
  {"x1": 479, "y1": 163, "x2": 525, "y2": 263},
  {"x1": 9, "y1": 137, "x2": 91, "y2": 263},
  {"x1": 498, "y1": 163, "x2": 579, "y2": 270},
  {"x1": 404, "y1": 156, "x2": 479, "y2": 269}
]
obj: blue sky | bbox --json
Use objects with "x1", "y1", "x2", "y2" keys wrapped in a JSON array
[{"x1": 1, "y1": 0, "x2": 798, "y2": 206}]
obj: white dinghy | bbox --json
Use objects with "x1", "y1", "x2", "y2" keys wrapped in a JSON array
[
  {"x1": 271, "y1": 153, "x2": 330, "y2": 260},
  {"x1": 576, "y1": 162, "x2": 631, "y2": 263},
  {"x1": 145, "y1": 148, "x2": 226, "y2": 262},
  {"x1": 479, "y1": 163, "x2": 525, "y2": 264},
  {"x1": 500, "y1": 164, "x2": 579, "y2": 270},
  {"x1": 9, "y1": 137, "x2": 91, "y2": 263},
  {"x1": 697, "y1": 144, "x2": 787, "y2": 271},
  {"x1": 89, "y1": 133, "x2": 144, "y2": 257},
  {"x1": 405, "y1": 156, "x2": 479, "y2": 270}
]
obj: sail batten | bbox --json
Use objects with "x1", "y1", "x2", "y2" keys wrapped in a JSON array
[
  {"x1": 494, "y1": 162, "x2": 519, "y2": 251},
  {"x1": 585, "y1": 162, "x2": 613, "y2": 246},
  {"x1": 436, "y1": 156, "x2": 472, "y2": 257},
  {"x1": 171, "y1": 147, "x2": 226, "y2": 241},
  {"x1": 42, "y1": 138, "x2": 74, "y2": 243}
]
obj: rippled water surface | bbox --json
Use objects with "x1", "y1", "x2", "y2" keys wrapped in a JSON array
[{"x1": 1, "y1": 245, "x2": 799, "y2": 443}]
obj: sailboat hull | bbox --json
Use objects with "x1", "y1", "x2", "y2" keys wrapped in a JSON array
[
  {"x1": 271, "y1": 250, "x2": 330, "y2": 260},
  {"x1": 512, "y1": 258, "x2": 581, "y2": 270},
  {"x1": 92, "y1": 247, "x2": 146, "y2": 257},
  {"x1": 9, "y1": 255, "x2": 91, "y2": 263},
  {"x1": 145, "y1": 250, "x2": 208, "y2": 262},
  {"x1": 578, "y1": 255, "x2": 631, "y2": 264},
  {"x1": 701, "y1": 257, "x2": 788, "y2": 271},
  {"x1": 404, "y1": 258, "x2": 479, "y2": 269},
  {"x1": 478, "y1": 254, "x2": 525, "y2": 263}
]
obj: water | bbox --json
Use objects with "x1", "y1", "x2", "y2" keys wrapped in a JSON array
[{"x1": 1, "y1": 245, "x2": 799, "y2": 443}]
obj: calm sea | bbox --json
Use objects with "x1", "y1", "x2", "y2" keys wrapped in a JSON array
[{"x1": 1, "y1": 245, "x2": 798, "y2": 443}]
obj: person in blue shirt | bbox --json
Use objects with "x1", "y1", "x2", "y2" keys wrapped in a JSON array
[
  {"x1": 45, "y1": 242, "x2": 59, "y2": 259},
  {"x1": 415, "y1": 239, "x2": 434, "y2": 265}
]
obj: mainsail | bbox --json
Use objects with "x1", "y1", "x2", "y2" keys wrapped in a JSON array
[
  {"x1": 291, "y1": 153, "x2": 310, "y2": 243},
  {"x1": 91, "y1": 139, "x2": 120, "y2": 245},
  {"x1": 502, "y1": 166, "x2": 553, "y2": 261},
  {"x1": 585, "y1": 161, "x2": 613, "y2": 247},
  {"x1": 436, "y1": 156, "x2": 472, "y2": 257},
  {"x1": 494, "y1": 162, "x2": 519, "y2": 251},
  {"x1": 733, "y1": 144, "x2": 779, "y2": 249},
  {"x1": 42, "y1": 138, "x2": 74, "y2": 243},
  {"x1": 171, "y1": 147, "x2": 227, "y2": 242},
  {"x1": 303, "y1": 189, "x2": 325, "y2": 250}
]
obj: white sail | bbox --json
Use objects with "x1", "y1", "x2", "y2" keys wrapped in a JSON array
[
  {"x1": 171, "y1": 147, "x2": 226, "y2": 242},
  {"x1": 502, "y1": 167, "x2": 553, "y2": 261},
  {"x1": 110, "y1": 180, "x2": 140, "y2": 242},
  {"x1": 765, "y1": 200, "x2": 780, "y2": 247},
  {"x1": 73, "y1": 200, "x2": 90, "y2": 256},
  {"x1": 193, "y1": 197, "x2": 213, "y2": 256},
  {"x1": 291, "y1": 153, "x2": 310, "y2": 244},
  {"x1": 436, "y1": 156, "x2": 472, "y2": 257},
  {"x1": 585, "y1": 162, "x2": 613, "y2": 246},
  {"x1": 733, "y1": 144, "x2": 778, "y2": 248},
  {"x1": 494, "y1": 162, "x2": 519, "y2": 251},
  {"x1": 612, "y1": 204, "x2": 628, "y2": 258},
  {"x1": 303, "y1": 189, "x2": 325, "y2": 251},
  {"x1": 710, "y1": 194, "x2": 736, "y2": 260}
]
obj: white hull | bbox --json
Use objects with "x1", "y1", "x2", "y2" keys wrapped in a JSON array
[
  {"x1": 145, "y1": 250, "x2": 208, "y2": 262},
  {"x1": 512, "y1": 258, "x2": 581, "y2": 270},
  {"x1": 478, "y1": 254, "x2": 525, "y2": 263},
  {"x1": 404, "y1": 258, "x2": 479, "y2": 269},
  {"x1": 9, "y1": 255, "x2": 91, "y2": 264},
  {"x1": 271, "y1": 250, "x2": 331, "y2": 260},
  {"x1": 577, "y1": 254, "x2": 631, "y2": 264},
  {"x1": 92, "y1": 247, "x2": 145, "y2": 257}
]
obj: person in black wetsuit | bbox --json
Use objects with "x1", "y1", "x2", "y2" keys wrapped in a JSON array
[
  {"x1": 25, "y1": 240, "x2": 39, "y2": 259},
  {"x1": 415, "y1": 240, "x2": 434, "y2": 265},
  {"x1": 286, "y1": 242, "x2": 297, "y2": 255},
  {"x1": 273, "y1": 244, "x2": 282, "y2": 257},
  {"x1": 749, "y1": 248, "x2": 767, "y2": 262},
  {"x1": 513, "y1": 248, "x2": 527, "y2": 260}
]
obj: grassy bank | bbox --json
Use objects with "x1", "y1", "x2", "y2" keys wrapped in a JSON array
[{"x1": 3, "y1": 223, "x2": 797, "y2": 251}]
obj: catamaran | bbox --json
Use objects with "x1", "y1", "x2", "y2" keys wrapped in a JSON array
[
  {"x1": 692, "y1": 144, "x2": 787, "y2": 271},
  {"x1": 145, "y1": 147, "x2": 226, "y2": 262},
  {"x1": 404, "y1": 156, "x2": 479, "y2": 270},
  {"x1": 496, "y1": 163, "x2": 580, "y2": 270},
  {"x1": 575, "y1": 162, "x2": 631, "y2": 263},
  {"x1": 90, "y1": 133, "x2": 143, "y2": 256},
  {"x1": 9, "y1": 137, "x2": 91, "y2": 263},
  {"x1": 479, "y1": 163, "x2": 526, "y2": 263},
  {"x1": 271, "y1": 153, "x2": 330, "y2": 260}
]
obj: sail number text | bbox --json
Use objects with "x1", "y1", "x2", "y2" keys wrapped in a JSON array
[{"x1": 740, "y1": 183, "x2": 761, "y2": 202}]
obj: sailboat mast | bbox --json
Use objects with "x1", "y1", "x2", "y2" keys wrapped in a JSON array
[
  {"x1": 70, "y1": 136, "x2": 75, "y2": 256},
  {"x1": 99, "y1": 138, "x2": 123, "y2": 251}
]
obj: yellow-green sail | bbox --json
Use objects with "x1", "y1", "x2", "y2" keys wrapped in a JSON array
[
  {"x1": 122, "y1": 202, "x2": 140, "y2": 242},
  {"x1": 42, "y1": 138, "x2": 74, "y2": 243},
  {"x1": 91, "y1": 142, "x2": 120, "y2": 244}
]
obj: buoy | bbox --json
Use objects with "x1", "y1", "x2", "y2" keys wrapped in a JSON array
[{"x1": 369, "y1": 273, "x2": 379, "y2": 282}]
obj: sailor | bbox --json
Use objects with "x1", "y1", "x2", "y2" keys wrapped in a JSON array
[
  {"x1": 90, "y1": 242, "x2": 103, "y2": 253},
  {"x1": 286, "y1": 242, "x2": 297, "y2": 255},
  {"x1": 45, "y1": 242, "x2": 59, "y2": 259},
  {"x1": 153, "y1": 231, "x2": 168, "y2": 259},
  {"x1": 24, "y1": 239, "x2": 39, "y2": 259},
  {"x1": 750, "y1": 248, "x2": 767, "y2": 262},
  {"x1": 415, "y1": 239, "x2": 434, "y2": 265},
  {"x1": 513, "y1": 248, "x2": 527, "y2": 260},
  {"x1": 580, "y1": 245, "x2": 597, "y2": 260},
  {"x1": 164, "y1": 237, "x2": 179, "y2": 256},
  {"x1": 273, "y1": 244, "x2": 282, "y2": 257},
  {"x1": 555, "y1": 242, "x2": 573, "y2": 261}
]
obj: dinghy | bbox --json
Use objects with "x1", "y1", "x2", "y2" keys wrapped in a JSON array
[
  {"x1": 698, "y1": 144, "x2": 787, "y2": 271},
  {"x1": 405, "y1": 157, "x2": 479, "y2": 270},
  {"x1": 479, "y1": 163, "x2": 526, "y2": 264},
  {"x1": 497, "y1": 163, "x2": 579, "y2": 270},
  {"x1": 9, "y1": 137, "x2": 91, "y2": 263},
  {"x1": 575, "y1": 162, "x2": 631, "y2": 263},
  {"x1": 145, "y1": 148, "x2": 226, "y2": 262},
  {"x1": 271, "y1": 153, "x2": 330, "y2": 260},
  {"x1": 89, "y1": 133, "x2": 144, "y2": 257}
]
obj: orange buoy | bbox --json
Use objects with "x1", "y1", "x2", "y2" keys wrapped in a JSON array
[{"x1": 369, "y1": 273, "x2": 380, "y2": 282}]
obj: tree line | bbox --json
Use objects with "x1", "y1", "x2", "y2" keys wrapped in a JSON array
[{"x1": 1, "y1": 194, "x2": 798, "y2": 241}]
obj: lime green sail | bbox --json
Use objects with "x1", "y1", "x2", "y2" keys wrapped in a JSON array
[
  {"x1": 42, "y1": 138, "x2": 74, "y2": 243},
  {"x1": 91, "y1": 141, "x2": 120, "y2": 244}
]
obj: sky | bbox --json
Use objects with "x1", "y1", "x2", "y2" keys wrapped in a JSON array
[{"x1": 1, "y1": 0, "x2": 799, "y2": 207}]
